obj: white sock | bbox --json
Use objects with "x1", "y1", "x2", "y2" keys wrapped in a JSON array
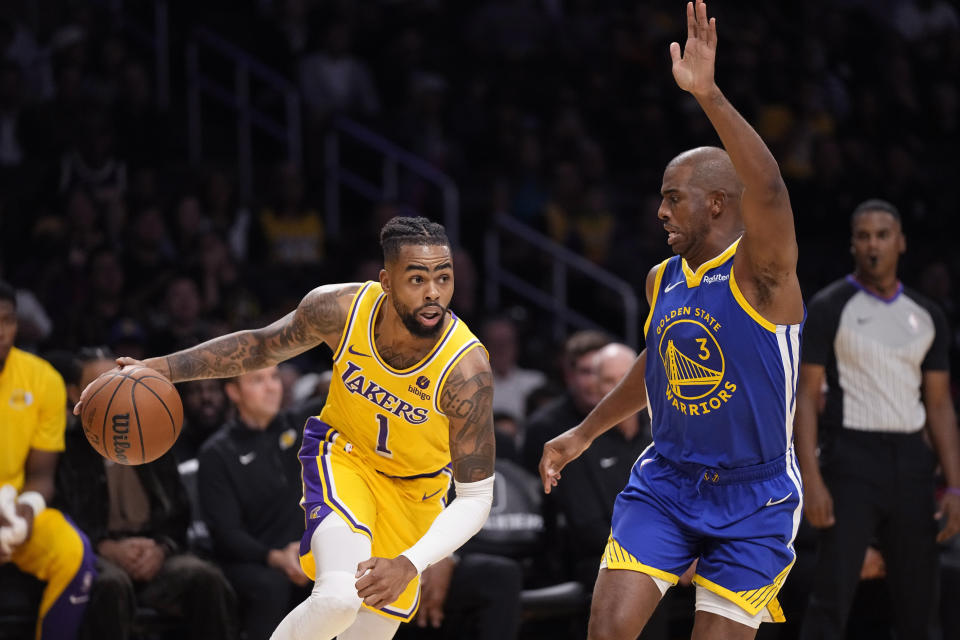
[
  {"x1": 271, "y1": 516, "x2": 372, "y2": 640},
  {"x1": 337, "y1": 609, "x2": 401, "y2": 640}
]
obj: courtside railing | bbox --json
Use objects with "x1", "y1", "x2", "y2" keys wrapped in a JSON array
[
  {"x1": 323, "y1": 117, "x2": 460, "y2": 246},
  {"x1": 186, "y1": 27, "x2": 302, "y2": 201},
  {"x1": 485, "y1": 215, "x2": 641, "y2": 349}
]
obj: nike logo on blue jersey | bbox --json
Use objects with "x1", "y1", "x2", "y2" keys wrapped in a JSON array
[
  {"x1": 422, "y1": 488, "x2": 443, "y2": 501},
  {"x1": 765, "y1": 492, "x2": 793, "y2": 507},
  {"x1": 665, "y1": 280, "x2": 684, "y2": 293},
  {"x1": 347, "y1": 345, "x2": 371, "y2": 357}
]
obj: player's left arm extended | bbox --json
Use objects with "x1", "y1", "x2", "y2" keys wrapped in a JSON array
[
  {"x1": 922, "y1": 369, "x2": 960, "y2": 542},
  {"x1": 401, "y1": 347, "x2": 495, "y2": 574}
]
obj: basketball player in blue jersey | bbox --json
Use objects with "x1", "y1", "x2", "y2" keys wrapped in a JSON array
[
  {"x1": 75, "y1": 217, "x2": 495, "y2": 640},
  {"x1": 539, "y1": 2, "x2": 805, "y2": 638}
]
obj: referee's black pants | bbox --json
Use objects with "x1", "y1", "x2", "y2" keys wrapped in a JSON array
[{"x1": 799, "y1": 429, "x2": 939, "y2": 640}]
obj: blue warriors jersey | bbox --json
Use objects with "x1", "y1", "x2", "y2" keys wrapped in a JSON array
[
  {"x1": 644, "y1": 239, "x2": 803, "y2": 468},
  {"x1": 318, "y1": 282, "x2": 486, "y2": 478}
]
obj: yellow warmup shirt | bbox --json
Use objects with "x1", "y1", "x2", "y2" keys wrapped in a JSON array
[{"x1": 0, "y1": 347, "x2": 67, "y2": 491}]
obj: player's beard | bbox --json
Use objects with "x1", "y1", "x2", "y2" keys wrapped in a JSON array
[{"x1": 393, "y1": 298, "x2": 448, "y2": 338}]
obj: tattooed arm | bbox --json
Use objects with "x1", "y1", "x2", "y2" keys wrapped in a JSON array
[
  {"x1": 439, "y1": 346, "x2": 496, "y2": 482},
  {"x1": 73, "y1": 283, "x2": 361, "y2": 415},
  {"x1": 142, "y1": 283, "x2": 361, "y2": 382},
  {"x1": 356, "y1": 345, "x2": 496, "y2": 605}
]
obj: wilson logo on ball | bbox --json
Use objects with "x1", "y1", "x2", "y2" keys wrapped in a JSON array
[{"x1": 111, "y1": 413, "x2": 131, "y2": 464}]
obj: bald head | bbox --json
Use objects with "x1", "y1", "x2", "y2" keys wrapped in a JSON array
[
  {"x1": 668, "y1": 146, "x2": 743, "y2": 197},
  {"x1": 594, "y1": 343, "x2": 638, "y2": 397}
]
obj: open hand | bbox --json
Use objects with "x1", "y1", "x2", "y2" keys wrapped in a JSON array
[
  {"x1": 269, "y1": 541, "x2": 310, "y2": 586},
  {"x1": 669, "y1": 0, "x2": 718, "y2": 97},
  {"x1": 801, "y1": 472, "x2": 835, "y2": 529},
  {"x1": 936, "y1": 491, "x2": 960, "y2": 543},
  {"x1": 539, "y1": 427, "x2": 591, "y2": 494},
  {"x1": 355, "y1": 556, "x2": 418, "y2": 609},
  {"x1": 416, "y1": 556, "x2": 456, "y2": 628}
]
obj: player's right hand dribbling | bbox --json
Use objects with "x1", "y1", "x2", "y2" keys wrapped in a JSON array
[
  {"x1": 539, "y1": 427, "x2": 591, "y2": 494},
  {"x1": 801, "y1": 472, "x2": 835, "y2": 528},
  {"x1": 72, "y1": 357, "x2": 151, "y2": 416}
]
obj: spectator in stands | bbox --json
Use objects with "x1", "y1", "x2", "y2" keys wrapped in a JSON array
[
  {"x1": 451, "y1": 250, "x2": 480, "y2": 327},
  {"x1": 69, "y1": 246, "x2": 127, "y2": 351},
  {"x1": 0, "y1": 280, "x2": 96, "y2": 640},
  {"x1": 298, "y1": 18, "x2": 380, "y2": 124},
  {"x1": 253, "y1": 161, "x2": 324, "y2": 267},
  {"x1": 521, "y1": 330, "x2": 610, "y2": 474},
  {"x1": 0, "y1": 59, "x2": 25, "y2": 174},
  {"x1": 198, "y1": 365, "x2": 323, "y2": 640},
  {"x1": 123, "y1": 204, "x2": 176, "y2": 309},
  {"x1": 149, "y1": 273, "x2": 211, "y2": 356},
  {"x1": 396, "y1": 553, "x2": 523, "y2": 640},
  {"x1": 482, "y1": 315, "x2": 547, "y2": 424},
  {"x1": 199, "y1": 167, "x2": 253, "y2": 262},
  {"x1": 173, "y1": 378, "x2": 229, "y2": 464},
  {"x1": 544, "y1": 342, "x2": 650, "y2": 587},
  {"x1": 58, "y1": 109, "x2": 127, "y2": 212},
  {"x1": 57, "y1": 347, "x2": 238, "y2": 640},
  {"x1": 106, "y1": 317, "x2": 148, "y2": 363}
]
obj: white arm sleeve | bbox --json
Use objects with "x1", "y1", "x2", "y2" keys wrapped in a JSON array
[{"x1": 400, "y1": 475, "x2": 494, "y2": 575}]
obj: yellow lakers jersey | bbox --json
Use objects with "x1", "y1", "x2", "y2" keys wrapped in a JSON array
[
  {"x1": 319, "y1": 282, "x2": 486, "y2": 478},
  {"x1": 0, "y1": 347, "x2": 67, "y2": 491}
]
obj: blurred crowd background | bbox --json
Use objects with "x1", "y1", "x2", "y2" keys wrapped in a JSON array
[{"x1": 2, "y1": 0, "x2": 960, "y2": 638}]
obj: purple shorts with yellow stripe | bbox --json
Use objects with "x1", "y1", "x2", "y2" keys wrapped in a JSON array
[
  {"x1": 606, "y1": 445, "x2": 803, "y2": 621},
  {"x1": 298, "y1": 417, "x2": 451, "y2": 621}
]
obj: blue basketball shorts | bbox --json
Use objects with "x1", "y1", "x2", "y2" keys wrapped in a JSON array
[{"x1": 605, "y1": 445, "x2": 803, "y2": 621}]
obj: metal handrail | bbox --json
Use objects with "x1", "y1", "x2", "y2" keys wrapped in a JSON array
[
  {"x1": 485, "y1": 214, "x2": 641, "y2": 348},
  {"x1": 324, "y1": 117, "x2": 460, "y2": 246},
  {"x1": 186, "y1": 27, "x2": 302, "y2": 201}
]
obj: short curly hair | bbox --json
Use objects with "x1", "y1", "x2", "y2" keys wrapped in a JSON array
[{"x1": 379, "y1": 216, "x2": 450, "y2": 263}]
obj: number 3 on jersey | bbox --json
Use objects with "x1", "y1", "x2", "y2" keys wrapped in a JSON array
[{"x1": 375, "y1": 414, "x2": 393, "y2": 458}]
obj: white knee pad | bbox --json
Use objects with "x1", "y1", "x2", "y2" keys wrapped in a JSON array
[
  {"x1": 695, "y1": 586, "x2": 767, "y2": 629},
  {"x1": 337, "y1": 608, "x2": 401, "y2": 640},
  {"x1": 313, "y1": 570, "x2": 363, "y2": 612},
  {"x1": 270, "y1": 513, "x2": 373, "y2": 640}
]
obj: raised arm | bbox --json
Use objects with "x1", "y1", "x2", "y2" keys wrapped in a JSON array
[{"x1": 671, "y1": 0, "x2": 801, "y2": 322}]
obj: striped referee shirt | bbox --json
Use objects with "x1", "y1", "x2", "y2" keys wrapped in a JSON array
[{"x1": 802, "y1": 275, "x2": 949, "y2": 434}]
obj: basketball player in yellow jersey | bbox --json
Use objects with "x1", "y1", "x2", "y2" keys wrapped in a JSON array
[{"x1": 75, "y1": 217, "x2": 495, "y2": 640}]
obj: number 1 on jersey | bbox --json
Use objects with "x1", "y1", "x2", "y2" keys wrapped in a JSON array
[{"x1": 375, "y1": 414, "x2": 393, "y2": 457}]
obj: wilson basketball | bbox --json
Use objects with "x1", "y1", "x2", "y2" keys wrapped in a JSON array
[{"x1": 80, "y1": 366, "x2": 184, "y2": 465}]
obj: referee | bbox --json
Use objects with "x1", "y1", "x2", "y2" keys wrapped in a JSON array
[{"x1": 795, "y1": 199, "x2": 960, "y2": 639}]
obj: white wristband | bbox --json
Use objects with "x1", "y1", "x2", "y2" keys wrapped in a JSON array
[
  {"x1": 16, "y1": 491, "x2": 46, "y2": 517},
  {"x1": 0, "y1": 485, "x2": 28, "y2": 553},
  {"x1": 401, "y1": 475, "x2": 494, "y2": 575}
]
